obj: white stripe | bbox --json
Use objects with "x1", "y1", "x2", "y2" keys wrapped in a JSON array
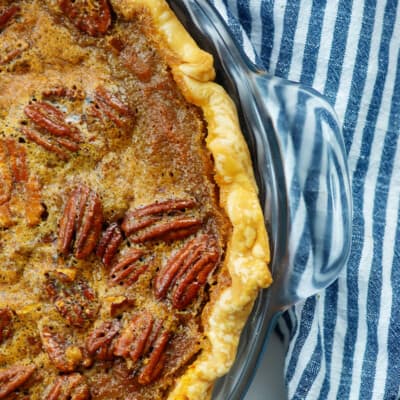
[
  {"x1": 287, "y1": 1, "x2": 313, "y2": 82},
  {"x1": 269, "y1": 0, "x2": 288, "y2": 73},
  {"x1": 212, "y1": 0, "x2": 229, "y2": 23},
  {"x1": 242, "y1": 29, "x2": 257, "y2": 63},
  {"x1": 348, "y1": 1, "x2": 398, "y2": 396},
  {"x1": 312, "y1": 1, "x2": 341, "y2": 93},
  {"x1": 248, "y1": 0, "x2": 263, "y2": 58}
]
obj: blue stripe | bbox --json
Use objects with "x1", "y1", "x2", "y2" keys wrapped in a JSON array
[
  {"x1": 339, "y1": 0, "x2": 375, "y2": 154},
  {"x1": 384, "y1": 52, "x2": 400, "y2": 400},
  {"x1": 274, "y1": 0, "x2": 300, "y2": 78},
  {"x1": 323, "y1": 0, "x2": 353, "y2": 106},
  {"x1": 293, "y1": 331, "x2": 322, "y2": 400},
  {"x1": 236, "y1": 0, "x2": 252, "y2": 37},
  {"x1": 221, "y1": 0, "x2": 244, "y2": 49},
  {"x1": 286, "y1": 297, "x2": 317, "y2": 384},
  {"x1": 260, "y1": 0, "x2": 275, "y2": 70},
  {"x1": 300, "y1": 0, "x2": 327, "y2": 86},
  {"x1": 318, "y1": 280, "x2": 339, "y2": 398}
]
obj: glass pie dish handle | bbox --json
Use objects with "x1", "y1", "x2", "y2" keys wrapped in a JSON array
[{"x1": 168, "y1": 1, "x2": 353, "y2": 399}]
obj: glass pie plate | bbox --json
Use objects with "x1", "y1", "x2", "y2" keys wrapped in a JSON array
[{"x1": 167, "y1": 1, "x2": 353, "y2": 400}]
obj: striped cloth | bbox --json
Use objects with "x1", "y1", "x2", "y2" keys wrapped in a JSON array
[{"x1": 210, "y1": 0, "x2": 400, "y2": 399}]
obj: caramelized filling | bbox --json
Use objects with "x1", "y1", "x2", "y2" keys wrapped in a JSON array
[{"x1": 0, "y1": 1, "x2": 231, "y2": 399}]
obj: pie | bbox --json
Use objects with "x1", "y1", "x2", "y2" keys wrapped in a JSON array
[{"x1": 0, "y1": 1, "x2": 272, "y2": 399}]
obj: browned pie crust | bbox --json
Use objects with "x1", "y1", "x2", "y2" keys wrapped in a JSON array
[{"x1": 0, "y1": 1, "x2": 271, "y2": 399}]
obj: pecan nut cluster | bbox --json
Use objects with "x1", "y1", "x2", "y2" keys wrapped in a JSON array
[
  {"x1": 121, "y1": 199, "x2": 203, "y2": 244},
  {"x1": 22, "y1": 102, "x2": 82, "y2": 160},
  {"x1": 89, "y1": 86, "x2": 133, "y2": 129},
  {"x1": 45, "y1": 271, "x2": 99, "y2": 326},
  {"x1": 155, "y1": 234, "x2": 220, "y2": 309},
  {"x1": 59, "y1": 0, "x2": 111, "y2": 37},
  {"x1": 58, "y1": 184, "x2": 103, "y2": 260},
  {"x1": 45, "y1": 373, "x2": 89, "y2": 400},
  {"x1": 0, "y1": 364, "x2": 36, "y2": 399}
]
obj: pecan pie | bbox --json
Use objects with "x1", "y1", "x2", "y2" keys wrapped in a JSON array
[{"x1": 0, "y1": 0, "x2": 272, "y2": 398}]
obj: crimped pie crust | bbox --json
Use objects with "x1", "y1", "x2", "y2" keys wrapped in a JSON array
[{"x1": 0, "y1": 1, "x2": 271, "y2": 398}]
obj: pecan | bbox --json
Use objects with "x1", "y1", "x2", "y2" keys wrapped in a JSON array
[
  {"x1": 154, "y1": 234, "x2": 220, "y2": 309},
  {"x1": 96, "y1": 222, "x2": 123, "y2": 266},
  {"x1": 86, "y1": 320, "x2": 120, "y2": 361},
  {"x1": 138, "y1": 330, "x2": 170, "y2": 385},
  {"x1": 113, "y1": 311, "x2": 169, "y2": 384},
  {"x1": 0, "y1": 307, "x2": 13, "y2": 344},
  {"x1": 0, "y1": 364, "x2": 36, "y2": 399},
  {"x1": 0, "y1": 138, "x2": 43, "y2": 228},
  {"x1": 109, "y1": 249, "x2": 148, "y2": 287},
  {"x1": 41, "y1": 327, "x2": 81, "y2": 372},
  {"x1": 25, "y1": 102, "x2": 80, "y2": 141},
  {"x1": 24, "y1": 175, "x2": 44, "y2": 226},
  {"x1": 22, "y1": 101, "x2": 81, "y2": 160},
  {"x1": 89, "y1": 86, "x2": 133, "y2": 128},
  {"x1": 121, "y1": 47, "x2": 153, "y2": 82},
  {"x1": 121, "y1": 199, "x2": 202, "y2": 243},
  {"x1": 42, "y1": 86, "x2": 85, "y2": 101},
  {"x1": 46, "y1": 373, "x2": 89, "y2": 400},
  {"x1": 45, "y1": 272, "x2": 99, "y2": 326},
  {"x1": 0, "y1": 5, "x2": 19, "y2": 31},
  {"x1": 58, "y1": 184, "x2": 103, "y2": 259},
  {"x1": 60, "y1": 0, "x2": 111, "y2": 36},
  {"x1": 109, "y1": 297, "x2": 135, "y2": 317}
]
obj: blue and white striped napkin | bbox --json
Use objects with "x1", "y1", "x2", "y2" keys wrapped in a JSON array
[{"x1": 211, "y1": 0, "x2": 400, "y2": 398}]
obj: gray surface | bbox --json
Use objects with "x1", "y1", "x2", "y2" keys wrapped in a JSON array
[{"x1": 244, "y1": 332, "x2": 287, "y2": 400}]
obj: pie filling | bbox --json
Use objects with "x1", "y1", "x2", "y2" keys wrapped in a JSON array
[{"x1": 0, "y1": 1, "x2": 232, "y2": 398}]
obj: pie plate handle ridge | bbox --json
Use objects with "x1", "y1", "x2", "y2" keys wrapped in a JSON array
[{"x1": 168, "y1": 1, "x2": 352, "y2": 399}]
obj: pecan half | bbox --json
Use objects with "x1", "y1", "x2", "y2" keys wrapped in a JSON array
[
  {"x1": 58, "y1": 184, "x2": 103, "y2": 259},
  {"x1": 23, "y1": 101, "x2": 81, "y2": 160},
  {"x1": 113, "y1": 311, "x2": 170, "y2": 383},
  {"x1": 90, "y1": 86, "x2": 133, "y2": 128},
  {"x1": 109, "y1": 297, "x2": 135, "y2": 317},
  {"x1": 96, "y1": 222, "x2": 123, "y2": 266},
  {"x1": 154, "y1": 234, "x2": 220, "y2": 309},
  {"x1": 109, "y1": 249, "x2": 148, "y2": 287},
  {"x1": 86, "y1": 320, "x2": 120, "y2": 361},
  {"x1": 46, "y1": 373, "x2": 89, "y2": 400},
  {"x1": 121, "y1": 199, "x2": 202, "y2": 244},
  {"x1": 0, "y1": 138, "x2": 43, "y2": 227},
  {"x1": 42, "y1": 86, "x2": 85, "y2": 101},
  {"x1": 40, "y1": 327, "x2": 81, "y2": 372},
  {"x1": 45, "y1": 272, "x2": 99, "y2": 326},
  {"x1": 0, "y1": 5, "x2": 19, "y2": 31},
  {"x1": 138, "y1": 329, "x2": 170, "y2": 385},
  {"x1": 60, "y1": 0, "x2": 111, "y2": 36},
  {"x1": 121, "y1": 47, "x2": 153, "y2": 82},
  {"x1": 0, "y1": 364, "x2": 36, "y2": 399},
  {"x1": 0, "y1": 41, "x2": 29, "y2": 66},
  {"x1": 0, "y1": 307, "x2": 13, "y2": 344}
]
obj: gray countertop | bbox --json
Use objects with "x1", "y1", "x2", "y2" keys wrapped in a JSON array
[{"x1": 244, "y1": 332, "x2": 288, "y2": 400}]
